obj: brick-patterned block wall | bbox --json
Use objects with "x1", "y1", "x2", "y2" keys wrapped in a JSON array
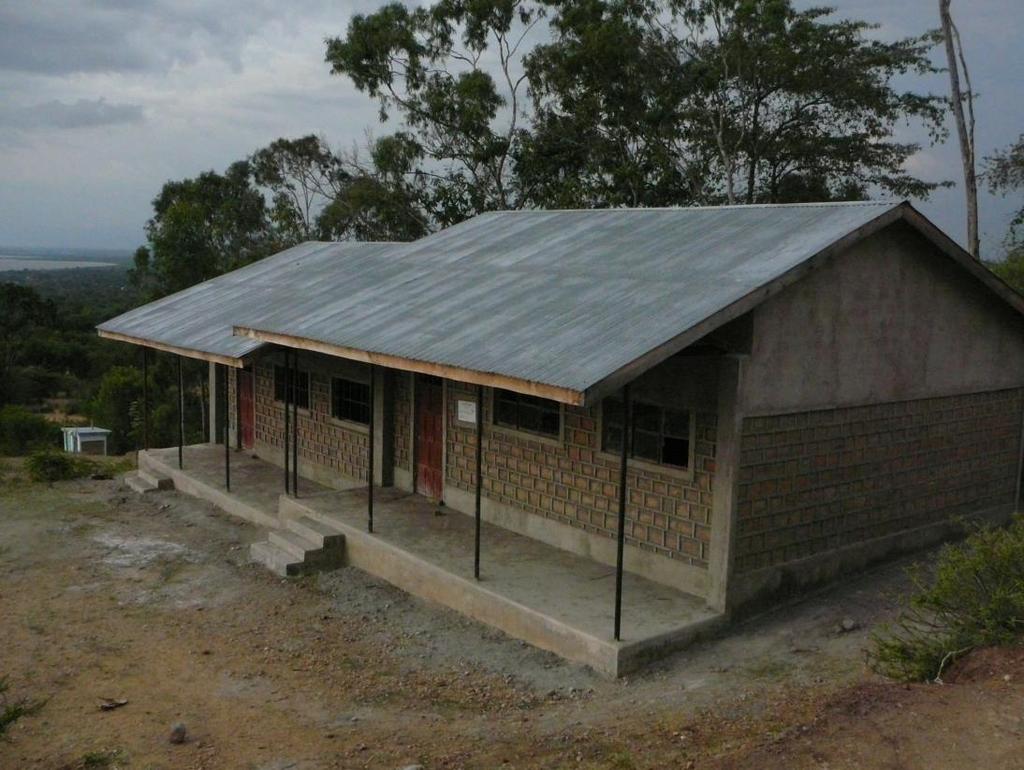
[
  {"x1": 254, "y1": 363, "x2": 369, "y2": 482},
  {"x1": 393, "y1": 373, "x2": 411, "y2": 472},
  {"x1": 445, "y1": 382, "x2": 717, "y2": 567},
  {"x1": 735, "y1": 388, "x2": 1024, "y2": 573}
]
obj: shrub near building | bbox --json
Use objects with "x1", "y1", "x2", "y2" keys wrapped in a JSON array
[
  {"x1": 871, "y1": 518, "x2": 1024, "y2": 682},
  {"x1": 0, "y1": 405, "x2": 59, "y2": 455}
]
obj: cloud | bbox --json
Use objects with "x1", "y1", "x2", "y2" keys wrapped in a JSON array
[
  {"x1": 0, "y1": 0, "x2": 1020, "y2": 252},
  {"x1": 0, "y1": 0, "x2": 300, "y2": 76},
  {"x1": 0, "y1": 98, "x2": 145, "y2": 130}
]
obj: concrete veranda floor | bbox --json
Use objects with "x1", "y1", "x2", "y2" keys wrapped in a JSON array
[
  {"x1": 145, "y1": 443, "x2": 354, "y2": 523},
  {"x1": 141, "y1": 444, "x2": 722, "y2": 675}
]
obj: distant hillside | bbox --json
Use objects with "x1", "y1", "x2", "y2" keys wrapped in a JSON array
[
  {"x1": 0, "y1": 264, "x2": 132, "y2": 303},
  {"x1": 0, "y1": 246, "x2": 134, "y2": 264}
]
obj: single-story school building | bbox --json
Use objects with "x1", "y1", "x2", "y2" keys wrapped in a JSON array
[{"x1": 98, "y1": 201, "x2": 1024, "y2": 674}]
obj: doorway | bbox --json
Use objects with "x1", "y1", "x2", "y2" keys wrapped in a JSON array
[{"x1": 415, "y1": 375, "x2": 444, "y2": 500}]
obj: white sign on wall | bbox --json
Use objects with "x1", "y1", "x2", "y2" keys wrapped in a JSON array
[{"x1": 457, "y1": 399, "x2": 477, "y2": 424}]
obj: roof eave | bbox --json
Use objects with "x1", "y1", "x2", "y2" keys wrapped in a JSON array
[
  {"x1": 97, "y1": 328, "x2": 252, "y2": 368},
  {"x1": 233, "y1": 326, "x2": 587, "y2": 406}
]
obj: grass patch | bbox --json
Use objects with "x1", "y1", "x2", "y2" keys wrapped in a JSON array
[
  {"x1": 742, "y1": 657, "x2": 794, "y2": 681},
  {"x1": 59, "y1": 749, "x2": 126, "y2": 769},
  {"x1": 81, "y1": 750, "x2": 123, "y2": 768},
  {"x1": 0, "y1": 676, "x2": 44, "y2": 738},
  {"x1": 869, "y1": 517, "x2": 1024, "y2": 682},
  {"x1": 606, "y1": 751, "x2": 637, "y2": 770}
]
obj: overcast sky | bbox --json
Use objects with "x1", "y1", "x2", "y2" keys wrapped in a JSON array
[{"x1": 0, "y1": 0, "x2": 1021, "y2": 256}]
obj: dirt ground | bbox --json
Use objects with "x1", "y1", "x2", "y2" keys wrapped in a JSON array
[{"x1": 2, "y1": 457, "x2": 1023, "y2": 769}]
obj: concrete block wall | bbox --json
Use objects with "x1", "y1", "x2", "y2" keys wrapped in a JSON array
[
  {"x1": 253, "y1": 362, "x2": 370, "y2": 482},
  {"x1": 734, "y1": 388, "x2": 1024, "y2": 573},
  {"x1": 393, "y1": 372, "x2": 412, "y2": 473},
  {"x1": 444, "y1": 381, "x2": 717, "y2": 567}
]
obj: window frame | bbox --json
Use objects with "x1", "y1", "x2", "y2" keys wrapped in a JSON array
[
  {"x1": 490, "y1": 388, "x2": 564, "y2": 443},
  {"x1": 598, "y1": 396, "x2": 696, "y2": 477},
  {"x1": 330, "y1": 375, "x2": 371, "y2": 429},
  {"x1": 273, "y1": 364, "x2": 311, "y2": 411}
]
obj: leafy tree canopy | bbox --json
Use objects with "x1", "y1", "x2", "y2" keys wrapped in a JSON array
[
  {"x1": 985, "y1": 134, "x2": 1024, "y2": 250},
  {"x1": 325, "y1": 0, "x2": 948, "y2": 214},
  {"x1": 0, "y1": 283, "x2": 58, "y2": 404},
  {"x1": 132, "y1": 135, "x2": 431, "y2": 300},
  {"x1": 251, "y1": 135, "x2": 349, "y2": 242},
  {"x1": 318, "y1": 133, "x2": 432, "y2": 241},
  {"x1": 130, "y1": 161, "x2": 276, "y2": 299},
  {"x1": 527, "y1": 0, "x2": 948, "y2": 206},
  {"x1": 326, "y1": 0, "x2": 542, "y2": 221}
]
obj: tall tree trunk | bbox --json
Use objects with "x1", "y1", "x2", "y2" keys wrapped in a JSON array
[{"x1": 939, "y1": 0, "x2": 979, "y2": 258}]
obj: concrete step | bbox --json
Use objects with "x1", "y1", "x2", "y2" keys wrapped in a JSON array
[
  {"x1": 125, "y1": 471, "x2": 158, "y2": 494},
  {"x1": 285, "y1": 516, "x2": 346, "y2": 549},
  {"x1": 268, "y1": 529, "x2": 320, "y2": 561},
  {"x1": 250, "y1": 540, "x2": 303, "y2": 577},
  {"x1": 138, "y1": 468, "x2": 173, "y2": 490}
]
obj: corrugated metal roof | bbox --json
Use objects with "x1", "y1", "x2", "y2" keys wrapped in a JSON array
[
  {"x1": 97, "y1": 241, "x2": 397, "y2": 363},
  {"x1": 232, "y1": 201, "x2": 901, "y2": 396},
  {"x1": 99, "y1": 201, "x2": 913, "y2": 397}
]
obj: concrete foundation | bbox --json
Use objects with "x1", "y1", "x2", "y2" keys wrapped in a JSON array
[{"x1": 138, "y1": 444, "x2": 723, "y2": 676}]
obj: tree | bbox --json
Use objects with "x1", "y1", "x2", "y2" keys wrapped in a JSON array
[
  {"x1": 984, "y1": 134, "x2": 1024, "y2": 291},
  {"x1": 0, "y1": 405, "x2": 59, "y2": 455},
  {"x1": 987, "y1": 247, "x2": 1024, "y2": 293},
  {"x1": 88, "y1": 365, "x2": 143, "y2": 454},
  {"x1": 646, "y1": 0, "x2": 947, "y2": 203},
  {"x1": 250, "y1": 135, "x2": 348, "y2": 242},
  {"x1": 985, "y1": 134, "x2": 1024, "y2": 245},
  {"x1": 131, "y1": 161, "x2": 276, "y2": 299},
  {"x1": 939, "y1": 0, "x2": 979, "y2": 258},
  {"x1": 325, "y1": 0, "x2": 543, "y2": 223},
  {"x1": 521, "y1": 0, "x2": 711, "y2": 207},
  {"x1": 532, "y1": 0, "x2": 950, "y2": 206},
  {"x1": 0, "y1": 284, "x2": 56, "y2": 405},
  {"x1": 328, "y1": 0, "x2": 948, "y2": 215},
  {"x1": 318, "y1": 134, "x2": 432, "y2": 241}
]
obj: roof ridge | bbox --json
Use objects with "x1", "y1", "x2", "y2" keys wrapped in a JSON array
[
  {"x1": 305, "y1": 240, "x2": 406, "y2": 246},
  {"x1": 477, "y1": 200, "x2": 902, "y2": 215}
]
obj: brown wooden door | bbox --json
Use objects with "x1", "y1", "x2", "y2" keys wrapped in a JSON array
[
  {"x1": 415, "y1": 375, "x2": 444, "y2": 500},
  {"x1": 238, "y1": 370, "x2": 255, "y2": 449}
]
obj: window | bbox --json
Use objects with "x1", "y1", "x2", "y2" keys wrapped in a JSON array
[
  {"x1": 331, "y1": 377, "x2": 370, "y2": 424},
  {"x1": 273, "y1": 365, "x2": 310, "y2": 409},
  {"x1": 602, "y1": 398, "x2": 691, "y2": 468},
  {"x1": 494, "y1": 389, "x2": 561, "y2": 438}
]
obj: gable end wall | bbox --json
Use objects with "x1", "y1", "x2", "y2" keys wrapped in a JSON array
[{"x1": 729, "y1": 223, "x2": 1024, "y2": 607}]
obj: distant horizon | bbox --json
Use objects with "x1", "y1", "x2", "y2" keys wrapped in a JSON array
[{"x1": 0, "y1": 245, "x2": 134, "y2": 260}]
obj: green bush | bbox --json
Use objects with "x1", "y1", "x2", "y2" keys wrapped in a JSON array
[
  {"x1": 869, "y1": 517, "x2": 1024, "y2": 682},
  {"x1": 24, "y1": 450, "x2": 96, "y2": 483},
  {"x1": 0, "y1": 405, "x2": 59, "y2": 455}
]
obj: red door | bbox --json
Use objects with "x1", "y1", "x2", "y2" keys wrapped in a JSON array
[
  {"x1": 238, "y1": 370, "x2": 255, "y2": 449},
  {"x1": 415, "y1": 375, "x2": 444, "y2": 500}
]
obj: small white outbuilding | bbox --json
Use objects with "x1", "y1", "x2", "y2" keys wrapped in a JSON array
[{"x1": 61, "y1": 426, "x2": 112, "y2": 456}]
